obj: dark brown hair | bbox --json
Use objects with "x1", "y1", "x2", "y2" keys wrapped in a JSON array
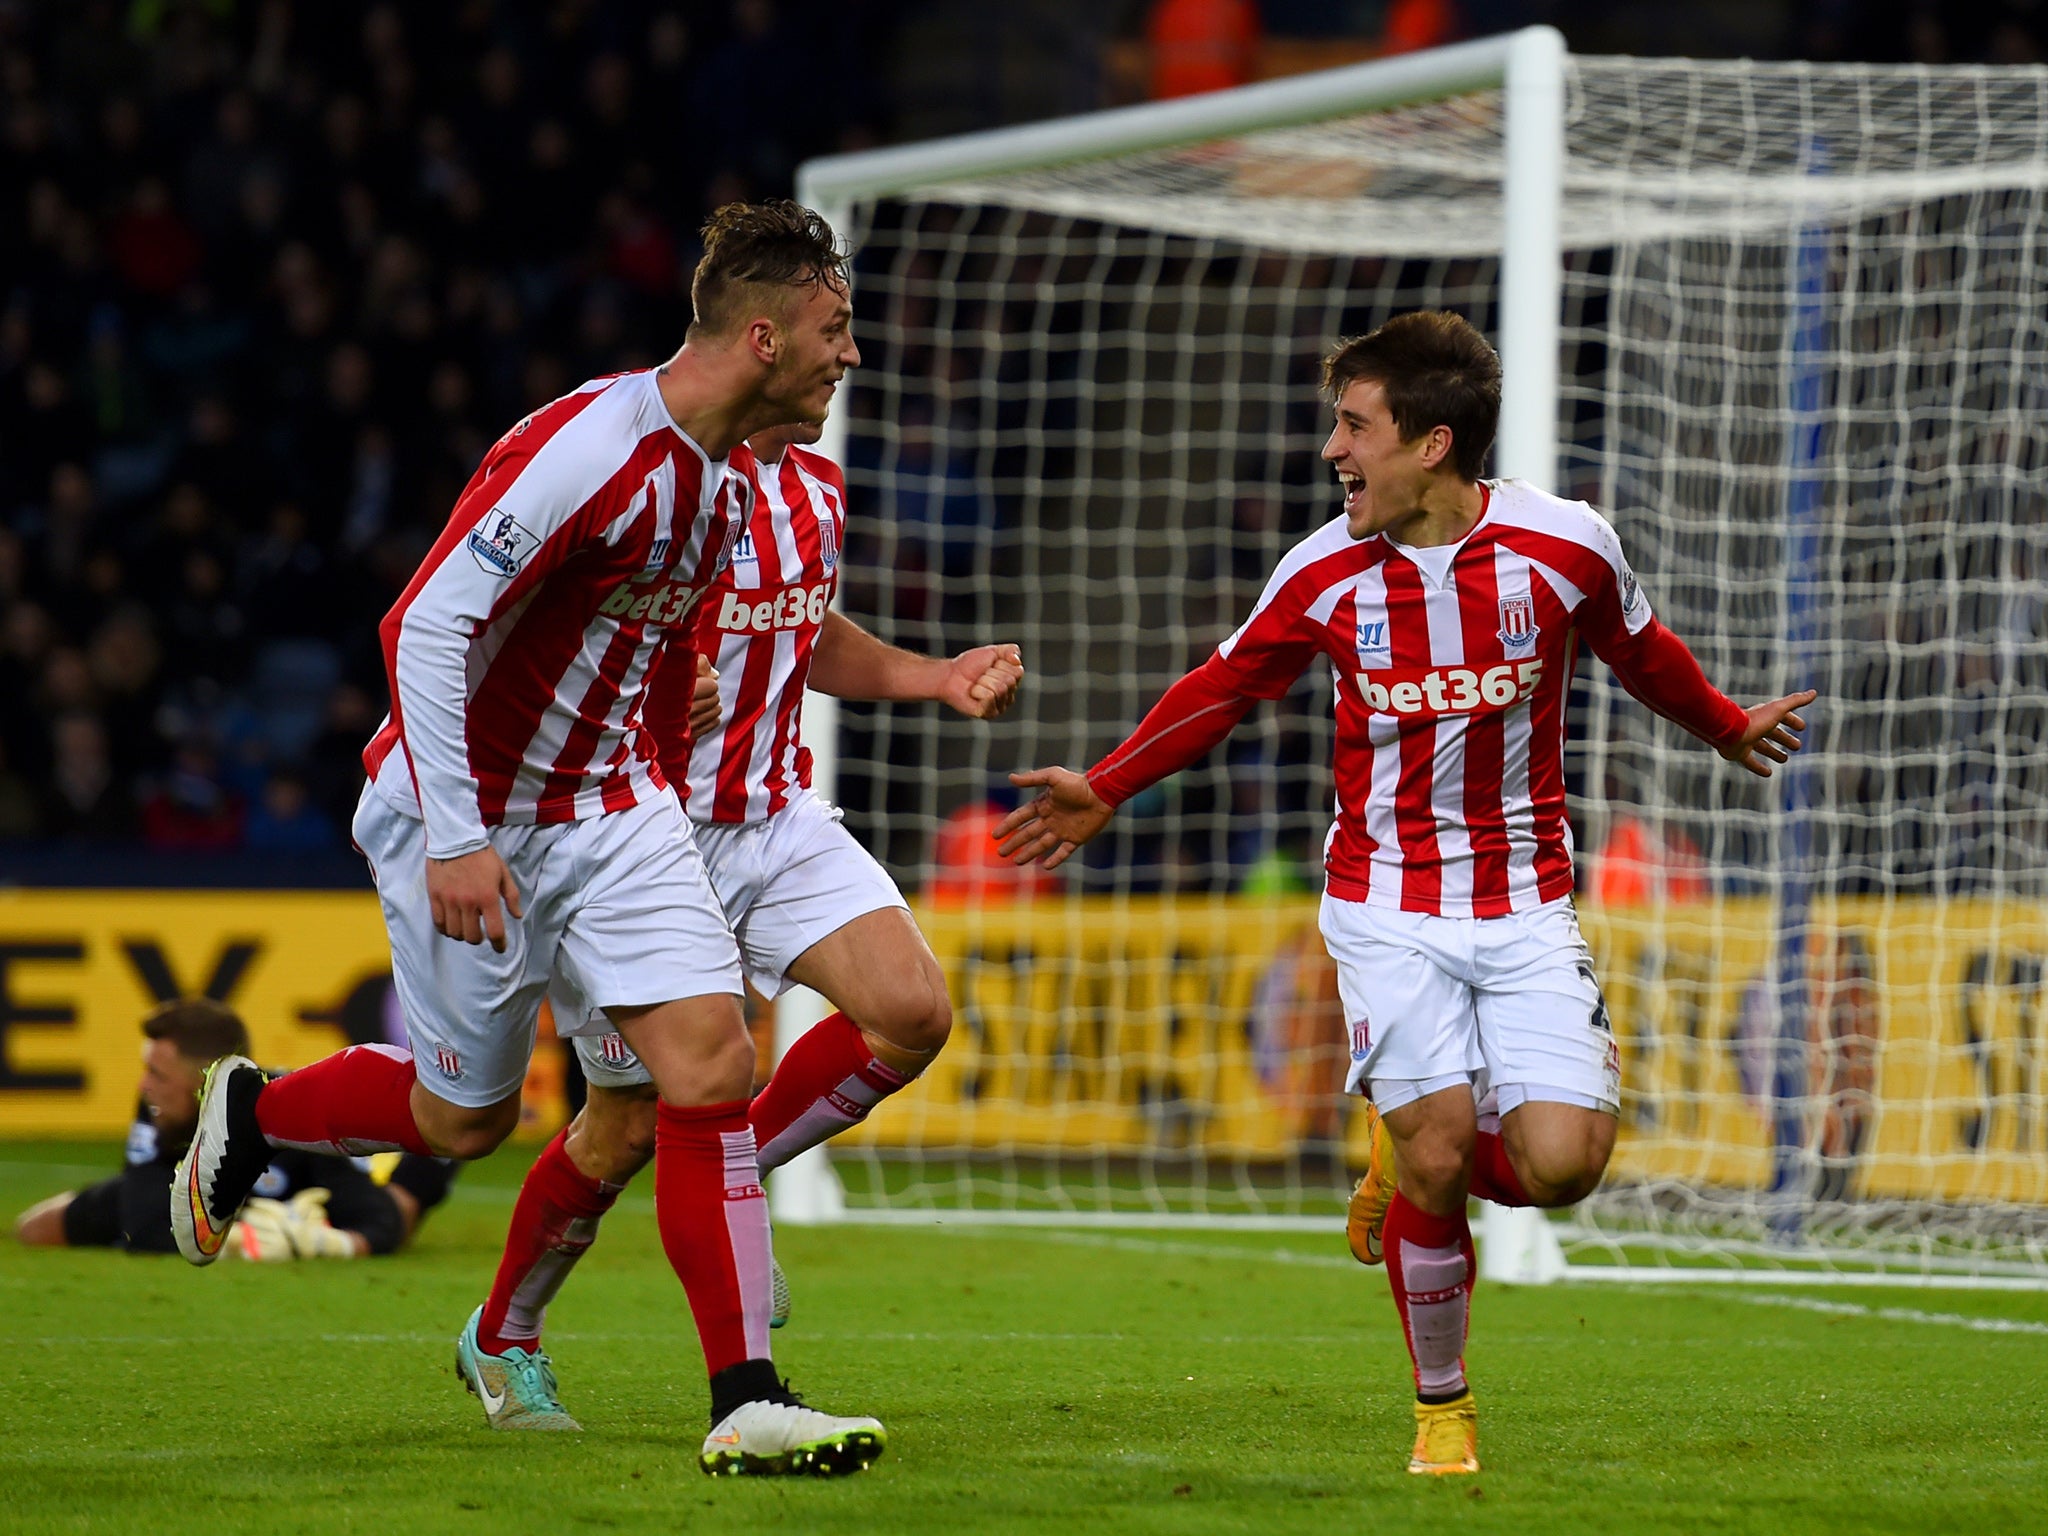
[
  {"x1": 1321, "y1": 310, "x2": 1502, "y2": 480},
  {"x1": 142, "y1": 997, "x2": 250, "y2": 1062},
  {"x1": 689, "y1": 200, "x2": 849, "y2": 339}
]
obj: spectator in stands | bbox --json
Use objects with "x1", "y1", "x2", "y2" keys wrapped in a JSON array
[{"x1": 0, "y1": 1, "x2": 871, "y2": 864}]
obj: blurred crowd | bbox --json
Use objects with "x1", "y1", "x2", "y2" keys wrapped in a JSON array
[
  {"x1": 3, "y1": 0, "x2": 2042, "y2": 876},
  {"x1": 0, "y1": 0, "x2": 889, "y2": 861}
]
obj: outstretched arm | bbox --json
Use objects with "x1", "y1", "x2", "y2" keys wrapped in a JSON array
[
  {"x1": 14, "y1": 1192, "x2": 74, "y2": 1246},
  {"x1": 1599, "y1": 618, "x2": 1817, "y2": 778},
  {"x1": 809, "y1": 609, "x2": 1023, "y2": 719},
  {"x1": 996, "y1": 655, "x2": 1258, "y2": 869}
]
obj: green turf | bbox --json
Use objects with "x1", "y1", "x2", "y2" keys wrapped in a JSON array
[{"x1": 4, "y1": 1141, "x2": 2045, "y2": 1535}]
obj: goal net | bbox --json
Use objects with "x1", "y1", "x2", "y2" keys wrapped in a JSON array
[{"x1": 791, "y1": 33, "x2": 2048, "y2": 1283}]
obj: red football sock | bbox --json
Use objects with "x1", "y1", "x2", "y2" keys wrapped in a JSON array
[
  {"x1": 477, "y1": 1129, "x2": 622, "y2": 1355},
  {"x1": 655, "y1": 1099, "x2": 775, "y2": 1378},
  {"x1": 1470, "y1": 1130, "x2": 1532, "y2": 1206},
  {"x1": 750, "y1": 1012, "x2": 912, "y2": 1173},
  {"x1": 1384, "y1": 1193, "x2": 1474, "y2": 1401},
  {"x1": 254, "y1": 1043, "x2": 434, "y2": 1156}
]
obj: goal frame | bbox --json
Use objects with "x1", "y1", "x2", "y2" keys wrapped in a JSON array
[{"x1": 773, "y1": 27, "x2": 1572, "y2": 1279}]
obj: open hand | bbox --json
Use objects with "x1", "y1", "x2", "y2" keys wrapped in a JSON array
[
  {"x1": 426, "y1": 846, "x2": 523, "y2": 951},
  {"x1": 1720, "y1": 689, "x2": 1817, "y2": 778},
  {"x1": 940, "y1": 644, "x2": 1024, "y2": 720},
  {"x1": 994, "y1": 766, "x2": 1114, "y2": 869}
]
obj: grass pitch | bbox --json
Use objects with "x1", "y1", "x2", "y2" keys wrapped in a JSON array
[{"x1": 4, "y1": 1142, "x2": 2045, "y2": 1535}]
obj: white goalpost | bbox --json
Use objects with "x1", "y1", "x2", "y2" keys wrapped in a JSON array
[{"x1": 775, "y1": 29, "x2": 2048, "y2": 1289}]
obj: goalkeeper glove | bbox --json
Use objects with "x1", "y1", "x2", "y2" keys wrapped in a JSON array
[
  {"x1": 282, "y1": 1188, "x2": 361, "y2": 1259},
  {"x1": 226, "y1": 1198, "x2": 298, "y2": 1262}
]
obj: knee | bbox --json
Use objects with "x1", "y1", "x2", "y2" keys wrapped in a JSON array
[
  {"x1": 1518, "y1": 1154, "x2": 1608, "y2": 1208},
  {"x1": 420, "y1": 1097, "x2": 520, "y2": 1161},
  {"x1": 1397, "y1": 1134, "x2": 1474, "y2": 1209},
  {"x1": 574, "y1": 1088, "x2": 658, "y2": 1181},
  {"x1": 617, "y1": 1101, "x2": 658, "y2": 1168},
  {"x1": 1511, "y1": 1126, "x2": 1615, "y2": 1208},
  {"x1": 703, "y1": 1022, "x2": 760, "y2": 1101},
  {"x1": 862, "y1": 963, "x2": 953, "y2": 1058}
]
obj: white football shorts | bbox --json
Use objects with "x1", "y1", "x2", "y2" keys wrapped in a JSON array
[
  {"x1": 567, "y1": 786, "x2": 908, "y2": 1090},
  {"x1": 354, "y1": 782, "x2": 742, "y2": 1109},
  {"x1": 1320, "y1": 893, "x2": 1620, "y2": 1117}
]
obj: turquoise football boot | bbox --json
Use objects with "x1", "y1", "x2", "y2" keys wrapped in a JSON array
[{"x1": 454, "y1": 1306, "x2": 581, "y2": 1431}]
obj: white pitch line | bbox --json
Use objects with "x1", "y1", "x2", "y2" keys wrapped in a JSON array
[
  {"x1": 1684, "y1": 1289, "x2": 2048, "y2": 1337},
  {"x1": 945, "y1": 1225, "x2": 1356, "y2": 1270},
  {"x1": 949, "y1": 1228, "x2": 2048, "y2": 1334}
]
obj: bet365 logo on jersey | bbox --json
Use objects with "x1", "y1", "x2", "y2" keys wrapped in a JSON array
[
  {"x1": 1354, "y1": 660, "x2": 1545, "y2": 718},
  {"x1": 711, "y1": 582, "x2": 831, "y2": 635},
  {"x1": 598, "y1": 578, "x2": 706, "y2": 627}
]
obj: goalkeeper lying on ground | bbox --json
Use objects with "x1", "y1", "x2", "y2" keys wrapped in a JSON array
[{"x1": 14, "y1": 998, "x2": 455, "y2": 1259}]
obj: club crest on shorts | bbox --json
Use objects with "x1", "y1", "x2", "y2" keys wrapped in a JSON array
[
  {"x1": 435, "y1": 1046, "x2": 463, "y2": 1081},
  {"x1": 600, "y1": 1034, "x2": 631, "y2": 1066},
  {"x1": 1496, "y1": 593, "x2": 1538, "y2": 654},
  {"x1": 1349, "y1": 1017, "x2": 1372, "y2": 1061}
]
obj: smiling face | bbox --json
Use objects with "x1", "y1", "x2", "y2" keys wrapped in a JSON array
[
  {"x1": 757, "y1": 277, "x2": 858, "y2": 427},
  {"x1": 1321, "y1": 378, "x2": 1453, "y2": 541}
]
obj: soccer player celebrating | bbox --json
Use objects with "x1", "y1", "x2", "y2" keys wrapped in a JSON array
[
  {"x1": 170, "y1": 202, "x2": 888, "y2": 1476},
  {"x1": 995, "y1": 311, "x2": 1815, "y2": 1475},
  {"x1": 456, "y1": 412, "x2": 1023, "y2": 1428}
]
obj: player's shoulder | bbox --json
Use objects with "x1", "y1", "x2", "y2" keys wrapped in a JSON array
[
  {"x1": 477, "y1": 371, "x2": 662, "y2": 486},
  {"x1": 784, "y1": 442, "x2": 846, "y2": 494},
  {"x1": 504, "y1": 369, "x2": 646, "y2": 445},
  {"x1": 1485, "y1": 479, "x2": 1624, "y2": 556},
  {"x1": 1482, "y1": 481, "x2": 1622, "y2": 577},
  {"x1": 1264, "y1": 513, "x2": 1382, "y2": 596}
]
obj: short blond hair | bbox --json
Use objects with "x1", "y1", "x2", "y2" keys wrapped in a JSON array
[{"x1": 689, "y1": 200, "x2": 848, "y2": 339}]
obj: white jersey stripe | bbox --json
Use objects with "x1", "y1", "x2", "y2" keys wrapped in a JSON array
[
  {"x1": 1492, "y1": 545, "x2": 1542, "y2": 900},
  {"x1": 1419, "y1": 571, "x2": 1474, "y2": 919}
]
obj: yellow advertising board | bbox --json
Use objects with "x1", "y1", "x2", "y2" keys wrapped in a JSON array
[
  {"x1": 2, "y1": 888, "x2": 2044, "y2": 1210},
  {"x1": 0, "y1": 889, "x2": 396, "y2": 1136},
  {"x1": 847, "y1": 897, "x2": 2048, "y2": 1208}
]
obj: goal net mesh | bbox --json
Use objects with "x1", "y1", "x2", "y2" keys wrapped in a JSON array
[{"x1": 819, "y1": 55, "x2": 2048, "y2": 1277}]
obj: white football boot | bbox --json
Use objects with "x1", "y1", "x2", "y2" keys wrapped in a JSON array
[{"x1": 700, "y1": 1396, "x2": 885, "y2": 1477}]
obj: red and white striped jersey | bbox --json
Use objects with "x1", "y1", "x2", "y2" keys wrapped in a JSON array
[
  {"x1": 363, "y1": 369, "x2": 750, "y2": 858},
  {"x1": 1213, "y1": 479, "x2": 1657, "y2": 918},
  {"x1": 644, "y1": 443, "x2": 846, "y2": 824}
]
